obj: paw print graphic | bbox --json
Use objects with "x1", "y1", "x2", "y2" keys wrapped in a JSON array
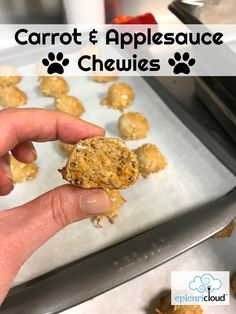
[
  {"x1": 168, "y1": 52, "x2": 195, "y2": 75},
  {"x1": 42, "y1": 52, "x2": 69, "y2": 75}
]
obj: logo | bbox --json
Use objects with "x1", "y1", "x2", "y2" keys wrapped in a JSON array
[
  {"x1": 171, "y1": 271, "x2": 229, "y2": 305},
  {"x1": 189, "y1": 274, "x2": 222, "y2": 293},
  {"x1": 168, "y1": 52, "x2": 195, "y2": 75},
  {"x1": 42, "y1": 52, "x2": 69, "y2": 75}
]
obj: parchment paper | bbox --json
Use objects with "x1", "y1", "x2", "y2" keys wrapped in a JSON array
[{"x1": 1, "y1": 75, "x2": 235, "y2": 285}]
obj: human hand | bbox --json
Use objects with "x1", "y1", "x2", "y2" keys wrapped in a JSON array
[{"x1": 0, "y1": 108, "x2": 110, "y2": 304}]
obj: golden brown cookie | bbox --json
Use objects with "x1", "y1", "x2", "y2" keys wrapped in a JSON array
[
  {"x1": 0, "y1": 76, "x2": 21, "y2": 86},
  {"x1": 212, "y1": 220, "x2": 235, "y2": 239},
  {"x1": 134, "y1": 144, "x2": 167, "y2": 178},
  {"x1": 54, "y1": 95, "x2": 85, "y2": 117},
  {"x1": 118, "y1": 112, "x2": 149, "y2": 140},
  {"x1": 101, "y1": 83, "x2": 134, "y2": 111},
  {"x1": 231, "y1": 273, "x2": 236, "y2": 297},
  {"x1": 92, "y1": 71, "x2": 118, "y2": 83},
  {"x1": 60, "y1": 137, "x2": 139, "y2": 189},
  {"x1": 156, "y1": 294, "x2": 203, "y2": 314},
  {"x1": 0, "y1": 66, "x2": 21, "y2": 86},
  {"x1": 10, "y1": 155, "x2": 38, "y2": 183},
  {"x1": 59, "y1": 142, "x2": 75, "y2": 155},
  {"x1": 39, "y1": 76, "x2": 69, "y2": 97},
  {"x1": 94, "y1": 188, "x2": 126, "y2": 227},
  {"x1": 0, "y1": 85, "x2": 27, "y2": 108}
]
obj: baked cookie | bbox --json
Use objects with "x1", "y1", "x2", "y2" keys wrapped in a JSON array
[
  {"x1": 101, "y1": 83, "x2": 134, "y2": 111},
  {"x1": 212, "y1": 220, "x2": 235, "y2": 239},
  {"x1": 231, "y1": 273, "x2": 236, "y2": 297},
  {"x1": 10, "y1": 155, "x2": 38, "y2": 183},
  {"x1": 134, "y1": 144, "x2": 167, "y2": 178},
  {"x1": 118, "y1": 112, "x2": 149, "y2": 140},
  {"x1": 59, "y1": 142, "x2": 75, "y2": 155},
  {"x1": 92, "y1": 71, "x2": 118, "y2": 83},
  {"x1": 60, "y1": 137, "x2": 139, "y2": 189},
  {"x1": 0, "y1": 66, "x2": 21, "y2": 86},
  {"x1": 54, "y1": 95, "x2": 85, "y2": 117},
  {"x1": 156, "y1": 294, "x2": 203, "y2": 314},
  {"x1": 0, "y1": 85, "x2": 27, "y2": 108},
  {"x1": 94, "y1": 188, "x2": 126, "y2": 227},
  {"x1": 39, "y1": 76, "x2": 69, "y2": 97}
]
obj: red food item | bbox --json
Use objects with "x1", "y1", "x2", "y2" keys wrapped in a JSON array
[
  {"x1": 112, "y1": 12, "x2": 157, "y2": 25},
  {"x1": 112, "y1": 16, "x2": 133, "y2": 24}
]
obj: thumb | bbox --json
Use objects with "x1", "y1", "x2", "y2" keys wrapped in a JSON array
[
  {"x1": 0, "y1": 185, "x2": 110, "y2": 302},
  {"x1": 2, "y1": 184, "x2": 111, "y2": 264}
]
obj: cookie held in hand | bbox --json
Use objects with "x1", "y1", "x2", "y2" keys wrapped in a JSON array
[
  {"x1": 60, "y1": 137, "x2": 139, "y2": 189},
  {"x1": 94, "y1": 188, "x2": 126, "y2": 227}
]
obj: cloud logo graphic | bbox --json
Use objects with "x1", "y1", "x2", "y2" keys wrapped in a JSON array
[{"x1": 189, "y1": 274, "x2": 222, "y2": 293}]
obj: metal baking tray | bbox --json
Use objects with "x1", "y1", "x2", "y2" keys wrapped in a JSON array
[
  {"x1": 0, "y1": 72, "x2": 235, "y2": 313},
  {"x1": 169, "y1": 0, "x2": 236, "y2": 143}
]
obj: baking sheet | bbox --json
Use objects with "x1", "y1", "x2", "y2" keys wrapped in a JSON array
[
  {"x1": 62, "y1": 232, "x2": 236, "y2": 314},
  {"x1": 1, "y1": 75, "x2": 235, "y2": 285}
]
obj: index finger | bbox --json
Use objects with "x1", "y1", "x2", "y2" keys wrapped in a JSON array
[{"x1": 0, "y1": 108, "x2": 104, "y2": 156}]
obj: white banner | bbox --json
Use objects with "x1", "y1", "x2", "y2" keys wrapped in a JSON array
[{"x1": 0, "y1": 24, "x2": 236, "y2": 76}]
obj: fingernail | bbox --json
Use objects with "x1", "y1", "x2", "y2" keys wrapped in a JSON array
[
  {"x1": 31, "y1": 149, "x2": 38, "y2": 161},
  {"x1": 80, "y1": 190, "x2": 111, "y2": 215},
  {"x1": 98, "y1": 126, "x2": 106, "y2": 135}
]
